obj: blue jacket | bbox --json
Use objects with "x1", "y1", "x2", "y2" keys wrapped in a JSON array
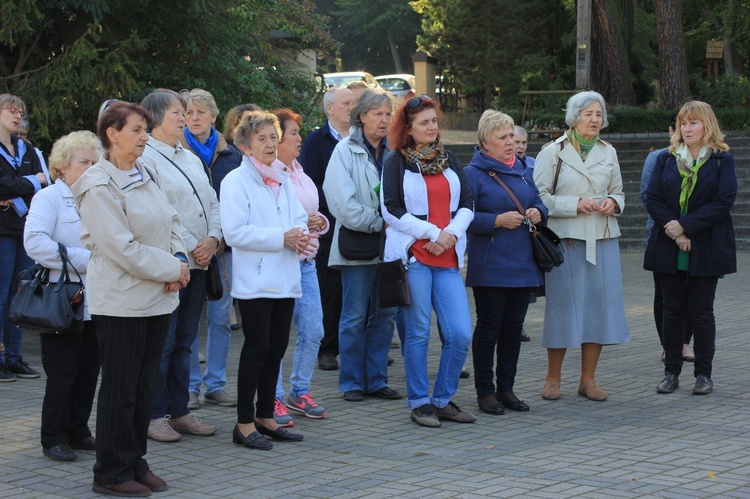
[
  {"x1": 644, "y1": 150, "x2": 736, "y2": 277},
  {"x1": 464, "y1": 148, "x2": 547, "y2": 288},
  {"x1": 300, "y1": 121, "x2": 340, "y2": 240}
]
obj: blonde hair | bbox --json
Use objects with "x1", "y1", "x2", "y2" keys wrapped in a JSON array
[
  {"x1": 669, "y1": 100, "x2": 729, "y2": 153},
  {"x1": 48, "y1": 131, "x2": 103, "y2": 182},
  {"x1": 477, "y1": 110, "x2": 515, "y2": 150}
]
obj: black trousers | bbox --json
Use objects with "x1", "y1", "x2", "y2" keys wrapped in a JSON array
[
  {"x1": 236, "y1": 298, "x2": 293, "y2": 423},
  {"x1": 316, "y1": 237, "x2": 342, "y2": 358},
  {"x1": 652, "y1": 272, "x2": 693, "y2": 346},
  {"x1": 92, "y1": 314, "x2": 170, "y2": 486},
  {"x1": 471, "y1": 286, "x2": 532, "y2": 396},
  {"x1": 40, "y1": 320, "x2": 100, "y2": 449},
  {"x1": 658, "y1": 272, "x2": 718, "y2": 378}
]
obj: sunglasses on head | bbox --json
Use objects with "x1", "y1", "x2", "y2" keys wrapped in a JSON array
[{"x1": 404, "y1": 94, "x2": 431, "y2": 118}]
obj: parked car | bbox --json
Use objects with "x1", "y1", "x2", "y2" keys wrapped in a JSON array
[
  {"x1": 375, "y1": 74, "x2": 416, "y2": 106},
  {"x1": 323, "y1": 71, "x2": 379, "y2": 90}
]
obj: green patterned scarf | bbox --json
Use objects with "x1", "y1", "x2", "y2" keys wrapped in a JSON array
[
  {"x1": 567, "y1": 130, "x2": 598, "y2": 161},
  {"x1": 674, "y1": 143, "x2": 711, "y2": 213}
]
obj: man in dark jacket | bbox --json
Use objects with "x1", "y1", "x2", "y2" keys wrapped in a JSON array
[{"x1": 300, "y1": 87, "x2": 355, "y2": 371}]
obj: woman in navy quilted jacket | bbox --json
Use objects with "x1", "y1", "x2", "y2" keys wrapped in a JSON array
[{"x1": 463, "y1": 110, "x2": 547, "y2": 416}]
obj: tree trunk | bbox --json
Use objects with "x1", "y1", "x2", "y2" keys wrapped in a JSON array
[
  {"x1": 654, "y1": 0, "x2": 690, "y2": 108},
  {"x1": 723, "y1": 0, "x2": 746, "y2": 76},
  {"x1": 590, "y1": 0, "x2": 635, "y2": 105},
  {"x1": 387, "y1": 30, "x2": 403, "y2": 74}
]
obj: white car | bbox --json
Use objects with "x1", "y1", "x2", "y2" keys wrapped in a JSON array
[
  {"x1": 375, "y1": 74, "x2": 416, "y2": 106},
  {"x1": 323, "y1": 71, "x2": 379, "y2": 90}
]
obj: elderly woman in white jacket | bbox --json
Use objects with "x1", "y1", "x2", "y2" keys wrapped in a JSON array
[
  {"x1": 220, "y1": 111, "x2": 311, "y2": 451},
  {"x1": 24, "y1": 131, "x2": 101, "y2": 462},
  {"x1": 533, "y1": 91, "x2": 629, "y2": 403}
]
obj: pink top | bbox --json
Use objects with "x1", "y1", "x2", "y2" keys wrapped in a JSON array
[{"x1": 273, "y1": 158, "x2": 329, "y2": 260}]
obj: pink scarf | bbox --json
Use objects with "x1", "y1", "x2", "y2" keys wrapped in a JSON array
[{"x1": 249, "y1": 154, "x2": 280, "y2": 199}]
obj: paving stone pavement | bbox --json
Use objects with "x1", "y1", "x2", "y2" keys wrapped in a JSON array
[{"x1": 1, "y1": 252, "x2": 749, "y2": 498}]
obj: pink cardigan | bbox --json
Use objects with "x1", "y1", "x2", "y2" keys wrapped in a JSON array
[{"x1": 274, "y1": 158, "x2": 329, "y2": 260}]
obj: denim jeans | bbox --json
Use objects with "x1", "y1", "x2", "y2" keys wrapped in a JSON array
[
  {"x1": 151, "y1": 270, "x2": 207, "y2": 419},
  {"x1": 0, "y1": 235, "x2": 34, "y2": 364},
  {"x1": 472, "y1": 286, "x2": 532, "y2": 396},
  {"x1": 276, "y1": 260, "x2": 325, "y2": 398},
  {"x1": 658, "y1": 271, "x2": 718, "y2": 378},
  {"x1": 190, "y1": 252, "x2": 233, "y2": 395},
  {"x1": 338, "y1": 264, "x2": 396, "y2": 393},
  {"x1": 402, "y1": 262, "x2": 471, "y2": 410}
]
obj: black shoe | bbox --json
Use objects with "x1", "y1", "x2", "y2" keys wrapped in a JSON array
[
  {"x1": 4, "y1": 358, "x2": 40, "y2": 378},
  {"x1": 388, "y1": 356, "x2": 394, "y2": 366},
  {"x1": 230, "y1": 323, "x2": 240, "y2": 331},
  {"x1": 496, "y1": 391, "x2": 530, "y2": 412},
  {"x1": 0, "y1": 365, "x2": 16, "y2": 382},
  {"x1": 477, "y1": 394, "x2": 504, "y2": 415},
  {"x1": 657, "y1": 373, "x2": 679, "y2": 393},
  {"x1": 255, "y1": 422, "x2": 303, "y2": 442},
  {"x1": 232, "y1": 425, "x2": 273, "y2": 450},
  {"x1": 43, "y1": 443, "x2": 76, "y2": 461},
  {"x1": 70, "y1": 436, "x2": 96, "y2": 450},
  {"x1": 318, "y1": 353, "x2": 339, "y2": 371},
  {"x1": 459, "y1": 367, "x2": 470, "y2": 379},
  {"x1": 520, "y1": 331, "x2": 531, "y2": 342},
  {"x1": 343, "y1": 389, "x2": 364, "y2": 401},
  {"x1": 693, "y1": 375, "x2": 713, "y2": 395},
  {"x1": 411, "y1": 404, "x2": 441, "y2": 428},
  {"x1": 365, "y1": 386, "x2": 403, "y2": 400}
]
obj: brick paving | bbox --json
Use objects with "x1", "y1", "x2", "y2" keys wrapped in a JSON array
[{"x1": 1, "y1": 251, "x2": 749, "y2": 498}]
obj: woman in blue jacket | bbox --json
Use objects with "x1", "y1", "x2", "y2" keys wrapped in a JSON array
[
  {"x1": 464, "y1": 110, "x2": 547, "y2": 415},
  {"x1": 645, "y1": 100, "x2": 736, "y2": 396}
]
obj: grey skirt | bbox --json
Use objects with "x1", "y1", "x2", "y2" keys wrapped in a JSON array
[{"x1": 541, "y1": 238, "x2": 630, "y2": 348}]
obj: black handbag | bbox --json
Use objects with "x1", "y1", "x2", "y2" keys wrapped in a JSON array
[
  {"x1": 9, "y1": 243, "x2": 85, "y2": 334},
  {"x1": 205, "y1": 254, "x2": 223, "y2": 301},
  {"x1": 377, "y1": 259, "x2": 410, "y2": 308},
  {"x1": 338, "y1": 226, "x2": 381, "y2": 261},
  {"x1": 487, "y1": 171, "x2": 564, "y2": 272},
  {"x1": 376, "y1": 230, "x2": 410, "y2": 308}
]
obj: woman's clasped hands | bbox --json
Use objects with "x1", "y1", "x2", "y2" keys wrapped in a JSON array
[{"x1": 284, "y1": 227, "x2": 318, "y2": 257}]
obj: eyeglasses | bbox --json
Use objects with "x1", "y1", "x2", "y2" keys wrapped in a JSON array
[{"x1": 2, "y1": 106, "x2": 25, "y2": 118}]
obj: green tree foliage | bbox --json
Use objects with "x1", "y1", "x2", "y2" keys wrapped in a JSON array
[
  {"x1": 1, "y1": 0, "x2": 334, "y2": 150},
  {"x1": 314, "y1": 0, "x2": 420, "y2": 75},
  {"x1": 412, "y1": 0, "x2": 575, "y2": 110}
]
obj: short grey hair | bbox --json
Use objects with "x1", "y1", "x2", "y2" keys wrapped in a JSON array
[
  {"x1": 323, "y1": 87, "x2": 352, "y2": 113},
  {"x1": 180, "y1": 88, "x2": 220, "y2": 117},
  {"x1": 477, "y1": 109, "x2": 515, "y2": 149},
  {"x1": 350, "y1": 89, "x2": 392, "y2": 129},
  {"x1": 564, "y1": 91, "x2": 609, "y2": 129},
  {"x1": 513, "y1": 125, "x2": 528, "y2": 138},
  {"x1": 140, "y1": 89, "x2": 185, "y2": 130},
  {"x1": 232, "y1": 111, "x2": 282, "y2": 150}
]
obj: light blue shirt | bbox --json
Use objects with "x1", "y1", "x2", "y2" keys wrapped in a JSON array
[{"x1": 328, "y1": 122, "x2": 345, "y2": 143}]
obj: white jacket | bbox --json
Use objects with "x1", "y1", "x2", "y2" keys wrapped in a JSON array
[
  {"x1": 24, "y1": 180, "x2": 92, "y2": 320},
  {"x1": 220, "y1": 156, "x2": 308, "y2": 300},
  {"x1": 141, "y1": 137, "x2": 222, "y2": 269},
  {"x1": 534, "y1": 135, "x2": 625, "y2": 264}
]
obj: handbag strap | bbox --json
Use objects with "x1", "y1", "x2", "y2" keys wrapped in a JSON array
[
  {"x1": 57, "y1": 243, "x2": 83, "y2": 284},
  {"x1": 551, "y1": 141, "x2": 564, "y2": 195},
  {"x1": 487, "y1": 171, "x2": 525, "y2": 216},
  {"x1": 147, "y1": 143, "x2": 210, "y2": 226}
]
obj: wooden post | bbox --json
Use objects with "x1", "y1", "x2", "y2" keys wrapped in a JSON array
[
  {"x1": 412, "y1": 51, "x2": 438, "y2": 100},
  {"x1": 576, "y1": 0, "x2": 591, "y2": 89}
]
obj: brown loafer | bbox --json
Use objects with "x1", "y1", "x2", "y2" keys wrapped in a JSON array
[
  {"x1": 541, "y1": 378, "x2": 561, "y2": 400},
  {"x1": 136, "y1": 471, "x2": 168, "y2": 492},
  {"x1": 92, "y1": 480, "x2": 152, "y2": 497},
  {"x1": 578, "y1": 382, "x2": 607, "y2": 401}
]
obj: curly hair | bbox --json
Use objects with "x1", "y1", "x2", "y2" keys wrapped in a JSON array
[{"x1": 48, "y1": 131, "x2": 103, "y2": 182}]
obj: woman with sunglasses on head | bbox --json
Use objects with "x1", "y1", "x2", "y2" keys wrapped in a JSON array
[
  {"x1": 645, "y1": 101, "x2": 736, "y2": 396},
  {"x1": 0, "y1": 94, "x2": 47, "y2": 382},
  {"x1": 381, "y1": 95, "x2": 476, "y2": 427}
]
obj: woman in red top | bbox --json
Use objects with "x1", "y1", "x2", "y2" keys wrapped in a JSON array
[{"x1": 381, "y1": 95, "x2": 475, "y2": 428}]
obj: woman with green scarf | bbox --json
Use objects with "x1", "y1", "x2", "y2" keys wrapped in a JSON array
[
  {"x1": 645, "y1": 100, "x2": 736, "y2": 396},
  {"x1": 533, "y1": 91, "x2": 629, "y2": 402}
]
